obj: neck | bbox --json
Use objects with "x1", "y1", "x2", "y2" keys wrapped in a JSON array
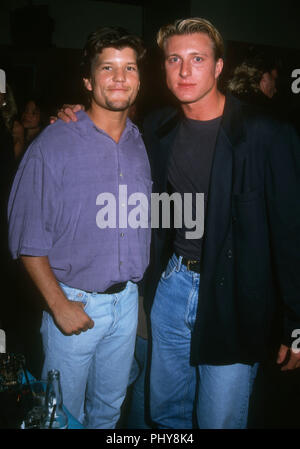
[
  {"x1": 181, "y1": 88, "x2": 225, "y2": 121},
  {"x1": 87, "y1": 102, "x2": 129, "y2": 143}
]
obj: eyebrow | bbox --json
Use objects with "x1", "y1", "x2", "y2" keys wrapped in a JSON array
[
  {"x1": 166, "y1": 51, "x2": 208, "y2": 57},
  {"x1": 98, "y1": 61, "x2": 138, "y2": 65}
]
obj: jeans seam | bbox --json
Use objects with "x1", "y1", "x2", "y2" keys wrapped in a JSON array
[
  {"x1": 184, "y1": 273, "x2": 200, "y2": 330},
  {"x1": 109, "y1": 294, "x2": 119, "y2": 333},
  {"x1": 180, "y1": 368, "x2": 195, "y2": 426}
]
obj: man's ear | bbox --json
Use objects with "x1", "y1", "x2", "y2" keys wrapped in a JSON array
[
  {"x1": 83, "y1": 78, "x2": 92, "y2": 92},
  {"x1": 215, "y1": 58, "x2": 224, "y2": 79}
]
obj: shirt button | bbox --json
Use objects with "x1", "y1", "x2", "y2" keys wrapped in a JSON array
[
  {"x1": 120, "y1": 173, "x2": 123, "y2": 177},
  {"x1": 227, "y1": 249, "x2": 233, "y2": 259},
  {"x1": 120, "y1": 232, "x2": 124, "y2": 237}
]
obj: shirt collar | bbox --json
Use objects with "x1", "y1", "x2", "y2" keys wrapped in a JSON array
[{"x1": 75, "y1": 110, "x2": 140, "y2": 141}]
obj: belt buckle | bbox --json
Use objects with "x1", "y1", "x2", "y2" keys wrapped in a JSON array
[{"x1": 186, "y1": 260, "x2": 197, "y2": 271}]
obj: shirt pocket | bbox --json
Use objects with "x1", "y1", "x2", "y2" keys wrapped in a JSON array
[{"x1": 233, "y1": 188, "x2": 264, "y2": 204}]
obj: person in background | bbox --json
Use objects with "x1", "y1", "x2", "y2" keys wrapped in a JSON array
[
  {"x1": 227, "y1": 52, "x2": 279, "y2": 108},
  {"x1": 12, "y1": 97, "x2": 46, "y2": 161},
  {"x1": 0, "y1": 72, "x2": 19, "y2": 337},
  {"x1": 8, "y1": 26, "x2": 151, "y2": 429}
]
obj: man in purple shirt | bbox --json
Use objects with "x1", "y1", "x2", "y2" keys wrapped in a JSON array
[{"x1": 8, "y1": 27, "x2": 151, "y2": 428}]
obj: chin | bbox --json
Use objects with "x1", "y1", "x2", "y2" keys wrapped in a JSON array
[
  {"x1": 170, "y1": 87, "x2": 195, "y2": 100},
  {"x1": 173, "y1": 93, "x2": 199, "y2": 104},
  {"x1": 106, "y1": 100, "x2": 132, "y2": 111}
]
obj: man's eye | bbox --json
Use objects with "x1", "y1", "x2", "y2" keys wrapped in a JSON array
[
  {"x1": 102, "y1": 66, "x2": 112, "y2": 71},
  {"x1": 194, "y1": 56, "x2": 203, "y2": 62},
  {"x1": 168, "y1": 57, "x2": 179, "y2": 63},
  {"x1": 127, "y1": 66, "x2": 137, "y2": 71}
]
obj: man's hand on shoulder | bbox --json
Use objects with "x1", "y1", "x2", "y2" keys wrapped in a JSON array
[
  {"x1": 50, "y1": 104, "x2": 84, "y2": 124},
  {"x1": 277, "y1": 344, "x2": 300, "y2": 371}
]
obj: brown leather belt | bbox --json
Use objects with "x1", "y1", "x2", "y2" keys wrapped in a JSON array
[{"x1": 87, "y1": 281, "x2": 127, "y2": 295}]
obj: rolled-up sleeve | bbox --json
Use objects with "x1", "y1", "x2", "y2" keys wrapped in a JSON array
[{"x1": 8, "y1": 141, "x2": 60, "y2": 259}]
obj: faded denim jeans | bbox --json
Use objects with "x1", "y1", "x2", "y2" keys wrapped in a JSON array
[{"x1": 40, "y1": 280, "x2": 138, "y2": 429}]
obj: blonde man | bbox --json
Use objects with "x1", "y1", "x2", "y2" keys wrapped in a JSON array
[{"x1": 143, "y1": 17, "x2": 300, "y2": 429}]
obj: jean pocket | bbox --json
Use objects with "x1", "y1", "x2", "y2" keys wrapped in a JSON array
[
  {"x1": 59, "y1": 283, "x2": 90, "y2": 310},
  {"x1": 70, "y1": 294, "x2": 90, "y2": 311}
]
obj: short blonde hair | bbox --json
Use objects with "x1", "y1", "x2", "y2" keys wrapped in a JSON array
[{"x1": 157, "y1": 17, "x2": 224, "y2": 61}]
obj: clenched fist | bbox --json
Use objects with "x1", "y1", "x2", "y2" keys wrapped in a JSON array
[{"x1": 51, "y1": 298, "x2": 94, "y2": 336}]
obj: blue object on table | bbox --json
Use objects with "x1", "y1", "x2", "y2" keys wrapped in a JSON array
[{"x1": 22, "y1": 372, "x2": 84, "y2": 429}]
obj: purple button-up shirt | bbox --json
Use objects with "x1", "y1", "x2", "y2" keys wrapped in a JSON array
[{"x1": 8, "y1": 111, "x2": 152, "y2": 292}]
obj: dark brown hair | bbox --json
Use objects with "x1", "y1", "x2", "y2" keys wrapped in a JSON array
[{"x1": 80, "y1": 26, "x2": 146, "y2": 79}]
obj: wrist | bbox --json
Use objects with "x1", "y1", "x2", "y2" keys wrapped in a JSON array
[{"x1": 47, "y1": 291, "x2": 69, "y2": 315}]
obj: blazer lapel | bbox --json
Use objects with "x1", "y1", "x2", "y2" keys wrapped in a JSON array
[{"x1": 155, "y1": 110, "x2": 181, "y2": 193}]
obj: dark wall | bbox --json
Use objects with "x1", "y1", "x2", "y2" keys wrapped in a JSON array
[
  {"x1": 191, "y1": 0, "x2": 300, "y2": 50},
  {"x1": 1, "y1": 1, "x2": 300, "y2": 122}
]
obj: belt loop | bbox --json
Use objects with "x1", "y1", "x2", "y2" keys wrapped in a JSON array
[{"x1": 175, "y1": 254, "x2": 183, "y2": 272}]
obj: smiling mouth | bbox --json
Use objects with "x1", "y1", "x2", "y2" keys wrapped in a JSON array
[{"x1": 107, "y1": 87, "x2": 130, "y2": 91}]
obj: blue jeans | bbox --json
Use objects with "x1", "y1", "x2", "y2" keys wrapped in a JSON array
[
  {"x1": 126, "y1": 335, "x2": 151, "y2": 429},
  {"x1": 40, "y1": 281, "x2": 138, "y2": 429},
  {"x1": 150, "y1": 253, "x2": 258, "y2": 429}
]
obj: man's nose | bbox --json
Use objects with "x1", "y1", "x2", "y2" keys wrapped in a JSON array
[
  {"x1": 179, "y1": 60, "x2": 192, "y2": 77},
  {"x1": 113, "y1": 67, "x2": 126, "y2": 82}
]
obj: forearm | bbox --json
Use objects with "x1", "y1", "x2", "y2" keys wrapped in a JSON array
[
  {"x1": 20, "y1": 255, "x2": 94, "y2": 335},
  {"x1": 20, "y1": 255, "x2": 68, "y2": 314}
]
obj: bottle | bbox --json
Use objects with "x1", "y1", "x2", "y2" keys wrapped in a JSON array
[{"x1": 44, "y1": 370, "x2": 68, "y2": 429}]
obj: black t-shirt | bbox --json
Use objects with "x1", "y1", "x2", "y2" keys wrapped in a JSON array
[{"x1": 168, "y1": 115, "x2": 222, "y2": 260}]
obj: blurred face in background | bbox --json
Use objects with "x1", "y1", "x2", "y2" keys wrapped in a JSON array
[
  {"x1": 260, "y1": 69, "x2": 278, "y2": 99},
  {"x1": 21, "y1": 100, "x2": 41, "y2": 129}
]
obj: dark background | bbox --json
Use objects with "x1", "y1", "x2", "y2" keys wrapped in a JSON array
[
  {"x1": 1, "y1": 0, "x2": 300, "y2": 429},
  {"x1": 1, "y1": 0, "x2": 300, "y2": 118}
]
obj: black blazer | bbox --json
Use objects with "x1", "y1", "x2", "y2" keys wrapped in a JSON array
[{"x1": 142, "y1": 94, "x2": 300, "y2": 365}]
